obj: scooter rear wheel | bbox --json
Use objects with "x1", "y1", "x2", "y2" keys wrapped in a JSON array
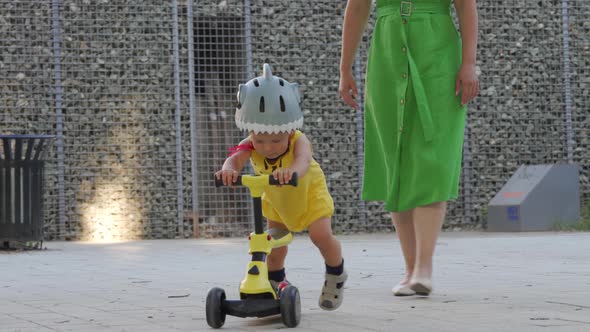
[
  {"x1": 279, "y1": 285, "x2": 301, "y2": 327},
  {"x1": 206, "y1": 287, "x2": 226, "y2": 328}
]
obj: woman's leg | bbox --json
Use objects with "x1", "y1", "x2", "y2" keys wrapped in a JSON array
[
  {"x1": 391, "y1": 209, "x2": 416, "y2": 285},
  {"x1": 411, "y1": 201, "x2": 447, "y2": 282}
]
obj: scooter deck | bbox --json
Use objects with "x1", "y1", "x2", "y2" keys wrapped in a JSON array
[{"x1": 222, "y1": 299, "x2": 281, "y2": 318}]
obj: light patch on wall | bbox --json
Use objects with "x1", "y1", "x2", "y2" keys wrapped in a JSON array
[
  {"x1": 78, "y1": 96, "x2": 149, "y2": 242},
  {"x1": 79, "y1": 181, "x2": 143, "y2": 242}
]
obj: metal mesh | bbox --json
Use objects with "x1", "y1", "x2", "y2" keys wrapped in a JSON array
[
  {"x1": 0, "y1": 1, "x2": 58, "y2": 236},
  {"x1": 467, "y1": 0, "x2": 590, "y2": 227},
  {"x1": 0, "y1": 0, "x2": 588, "y2": 240}
]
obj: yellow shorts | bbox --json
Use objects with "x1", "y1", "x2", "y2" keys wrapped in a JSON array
[{"x1": 262, "y1": 192, "x2": 334, "y2": 232}]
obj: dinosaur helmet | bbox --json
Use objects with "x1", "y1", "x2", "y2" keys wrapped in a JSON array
[{"x1": 235, "y1": 63, "x2": 303, "y2": 134}]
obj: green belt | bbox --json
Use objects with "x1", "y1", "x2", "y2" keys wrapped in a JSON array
[{"x1": 377, "y1": 1, "x2": 450, "y2": 18}]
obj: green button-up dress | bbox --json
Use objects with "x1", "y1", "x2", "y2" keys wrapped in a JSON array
[{"x1": 363, "y1": 0, "x2": 467, "y2": 212}]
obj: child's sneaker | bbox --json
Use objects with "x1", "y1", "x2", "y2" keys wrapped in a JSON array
[
  {"x1": 319, "y1": 269, "x2": 347, "y2": 311},
  {"x1": 270, "y1": 279, "x2": 291, "y2": 298}
]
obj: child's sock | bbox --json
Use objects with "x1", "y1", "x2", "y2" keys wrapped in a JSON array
[
  {"x1": 268, "y1": 268, "x2": 286, "y2": 282},
  {"x1": 325, "y1": 259, "x2": 344, "y2": 276}
]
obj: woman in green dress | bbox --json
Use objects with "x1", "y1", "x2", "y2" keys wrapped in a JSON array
[{"x1": 339, "y1": 0, "x2": 479, "y2": 296}]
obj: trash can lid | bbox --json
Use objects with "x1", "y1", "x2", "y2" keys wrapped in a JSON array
[{"x1": 1, "y1": 135, "x2": 56, "y2": 161}]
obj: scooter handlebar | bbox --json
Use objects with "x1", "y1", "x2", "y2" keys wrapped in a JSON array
[
  {"x1": 214, "y1": 176, "x2": 242, "y2": 187},
  {"x1": 214, "y1": 173, "x2": 298, "y2": 188}
]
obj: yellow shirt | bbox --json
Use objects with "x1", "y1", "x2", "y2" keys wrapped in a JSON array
[{"x1": 250, "y1": 130, "x2": 334, "y2": 232}]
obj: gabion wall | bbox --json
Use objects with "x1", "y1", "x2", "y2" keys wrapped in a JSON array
[{"x1": 1, "y1": 0, "x2": 588, "y2": 240}]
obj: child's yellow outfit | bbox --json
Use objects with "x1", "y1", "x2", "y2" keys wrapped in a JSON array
[
  {"x1": 249, "y1": 130, "x2": 334, "y2": 232},
  {"x1": 232, "y1": 64, "x2": 346, "y2": 311}
]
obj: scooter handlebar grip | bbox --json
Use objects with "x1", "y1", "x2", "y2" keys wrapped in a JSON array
[
  {"x1": 269, "y1": 172, "x2": 298, "y2": 187},
  {"x1": 214, "y1": 175, "x2": 242, "y2": 187}
]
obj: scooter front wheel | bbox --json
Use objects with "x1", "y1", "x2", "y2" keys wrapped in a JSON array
[
  {"x1": 206, "y1": 287, "x2": 226, "y2": 328},
  {"x1": 279, "y1": 285, "x2": 301, "y2": 328}
]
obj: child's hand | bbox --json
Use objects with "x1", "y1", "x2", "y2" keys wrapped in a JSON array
[
  {"x1": 215, "y1": 169, "x2": 239, "y2": 186},
  {"x1": 272, "y1": 168, "x2": 295, "y2": 185}
]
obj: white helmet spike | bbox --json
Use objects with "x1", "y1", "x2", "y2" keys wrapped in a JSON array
[
  {"x1": 235, "y1": 63, "x2": 303, "y2": 134},
  {"x1": 262, "y1": 63, "x2": 273, "y2": 80}
]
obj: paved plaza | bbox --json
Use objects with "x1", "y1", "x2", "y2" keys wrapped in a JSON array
[{"x1": 1, "y1": 232, "x2": 589, "y2": 331}]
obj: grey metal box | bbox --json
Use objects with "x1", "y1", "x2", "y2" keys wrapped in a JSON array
[{"x1": 487, "y1": 164, "x2": 580, "y2": 232}]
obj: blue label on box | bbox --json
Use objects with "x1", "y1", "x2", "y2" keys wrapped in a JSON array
[{"x1": 507, "y1": 206, "x2": 519, "y2": 221}]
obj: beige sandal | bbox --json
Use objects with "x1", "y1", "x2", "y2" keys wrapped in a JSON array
[
  {"x1": 318, "y1": 269, "x2": 348, "y2": 311},
  {"x1": 409, "y1": 278, "x2": 433, "y2": 296},
  {"x1": 392, "y1": 282, "x2": 415, "y2": 296}
]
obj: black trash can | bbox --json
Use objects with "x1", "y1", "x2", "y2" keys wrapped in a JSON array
[{"x1": 0, "y1": 134, "x2": 54, "y2": 247}]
